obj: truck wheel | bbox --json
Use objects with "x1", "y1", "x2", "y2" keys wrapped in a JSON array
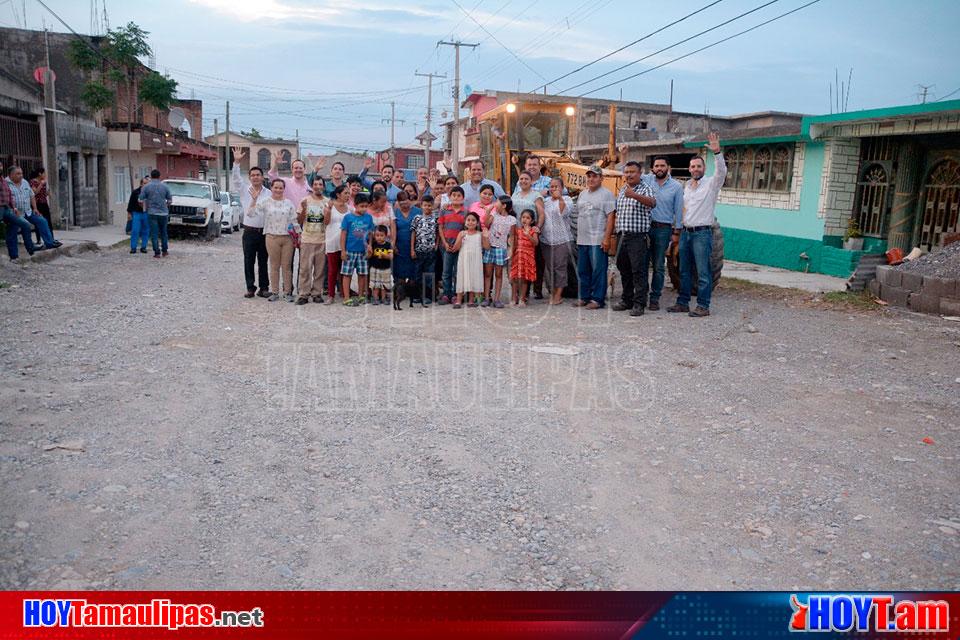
[
  {"x1": 202, "y1": 217, "x2": 219, "y2": 241},
  {"x1": 667, "y1": 224, "x2": 724, "y2": 294}
]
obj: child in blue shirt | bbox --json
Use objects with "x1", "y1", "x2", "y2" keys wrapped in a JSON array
[{"x1": 340, "y1": 193, "x2": 375, "y2": 306}]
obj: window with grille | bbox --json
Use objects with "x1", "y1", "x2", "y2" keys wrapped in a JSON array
[{"x1": 721, "y1": 144, "x2": 794, "y2": 192}]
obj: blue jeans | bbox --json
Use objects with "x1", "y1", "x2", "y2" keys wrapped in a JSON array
[
  {"x1": 148, "y1": 214, "x2": 169, "y2": 254},
  {"x1": 415, "y1": 250, "x2": 436, "y2": 301},
  {"x1": 441, "y1": 248, "x2": 458, "y2": 299},
  {"x1": 26, "y1": 212, "x2": 54, "y2": 246},
  {"x1": 130, "y1": 212, "x2": 149, "y2": 250},
  {"x1": 677, "y1": 227, "x2": 713, "y2": 309},
  {"x1": 648, "y1": 224, "x2": 673, "y2": 302},
  {"x1": 577, "y1": 244, "x2": 608, "y2": 307},
  {"x1": 2, "y1": 207, "x2": 36, "y2": 258}
]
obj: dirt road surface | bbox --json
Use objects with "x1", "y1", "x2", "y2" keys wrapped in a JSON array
[{"x1": 1, "y1": 235, "x2": 958, "y2": 589}]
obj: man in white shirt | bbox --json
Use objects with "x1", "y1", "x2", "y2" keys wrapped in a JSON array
[
  {"x1": 669, "y1": 132, "x2": 726, "y2": 317},
  {"x1": 232, "y1": 147, "x2": 271, "y2": 298}
]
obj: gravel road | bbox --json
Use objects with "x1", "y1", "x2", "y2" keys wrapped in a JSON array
[{"x1": 1, "y1": 234, "x2": 958, "y2": 590}]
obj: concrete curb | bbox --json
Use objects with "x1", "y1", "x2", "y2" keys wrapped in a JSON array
[
  {"x1": 15, "y1": 241, "x2": 99, "y2": 265},
  {"x1": 875, "y1": 265, "x2": 960, "y2": 315}
]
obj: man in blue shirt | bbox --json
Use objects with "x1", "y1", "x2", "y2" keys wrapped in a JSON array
[
  {"x1": 460, "y1": 160, "x2": 505, "y2": 208},
  {"x1": 358, "y1": 158, "x2": 402, "y2": 202},
  {"x1": 641, "y1": 156, "x2": 684, "y2": 310},
  {"x1": 138, "y1": 169, "x2": 173, "y2": 258}
]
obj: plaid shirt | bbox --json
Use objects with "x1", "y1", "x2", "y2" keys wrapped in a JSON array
[
  {"x1": 0, "y1": 176, "x2": 12, "y2": 208},
  {"x1": 6, "y1": 178, "x2": 35, "y2": 215},
  {"x1": 615, "y1": 181, "x2": 654, "y2": 233}
]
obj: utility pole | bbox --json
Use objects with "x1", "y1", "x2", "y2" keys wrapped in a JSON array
[
  {"x1": 42, "y1": 25, "x2": 62, "y2": 227},
  {"x1": 381, "y1": 101, "x2": 406, "y2": 160},
  {"x1": 918, "y1": 84, "x2": 933, "y2": 104},
  {"x1": 437, "y1": 40, "x2": 478, "y2": 172},
  {"x1": 415, "y1": 71, "x2": 446, "y2": 168},
  {"x1": 224, "y1": 101, "x2": 230, "y2": 192},
  {"x1": 213, "y1": 117, "x2": 220, "y2": 188}
]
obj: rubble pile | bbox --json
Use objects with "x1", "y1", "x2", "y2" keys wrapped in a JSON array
[{"x1": 895, "y1": 242, "x2": 960, "y2": 279}]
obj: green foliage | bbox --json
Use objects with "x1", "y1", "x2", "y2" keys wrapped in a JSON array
[
  {"x1": 242, "y1": 128, "x2": 263, "y2": 140},
  {"x1": 139, "y1": 72, "x2": 178, "y2": 110},
  {"x1": 79, "y1": 82, "x2": 114, "y2": 111},
  {"x1": 105, "y1": 22, "x2": 152, "y2": 67},
  {"x1": 66, "y1": 21, "x2": 162, "y2": 119},
  {"x1": 844, "y1": 217, "x2": 863, "y2": 241},
  {"x1": 106, "y1": 69, "x2": 126, "y2": 86},
  {"x1": 67, "y1": 39, "x2": 101, "y2": 71}
]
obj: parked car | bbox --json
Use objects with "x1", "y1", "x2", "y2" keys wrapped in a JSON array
[
  {"x1": 164, "y1": 179, "x2": 223, "y2": 240},
  {"x1": 231, "y1": 193, "x2": 242, "y2": 226},
  {"x1": 220, "y1": 191, "x2": 240, "y2": 233}
]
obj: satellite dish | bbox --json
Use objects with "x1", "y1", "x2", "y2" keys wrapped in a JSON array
[{"x1": 168, "y1": 107, "x2": 186, "y2": 129}]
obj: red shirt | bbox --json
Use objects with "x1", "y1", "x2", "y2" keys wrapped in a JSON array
[
  {"x1": 0, "y1": 176, "x2": 12, "y2": 208},
  {"x1": 437, "y1": 207, "x2": 465, "y2": 248}
]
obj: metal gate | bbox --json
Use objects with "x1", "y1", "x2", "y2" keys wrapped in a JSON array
[
  {"x1": 853, "y1": 163, "x2": 891, "y2": 237},
  {"x1": 0, "y1": 113, "x2": 42, "y2": 176},
  {"x1": 918, "y1": 159, "x2": 960, "y2": 250}
]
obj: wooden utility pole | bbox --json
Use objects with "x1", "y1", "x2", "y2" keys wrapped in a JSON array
[
  {"x1": 437, "y1": 40, "x2": 478, "y2": 171},
  {"x1": 381, "y1": 101, "x2": 406, "y2": 162},
  {"x1": 415, "y1": 71, "x2": 446, "y2": 168},
  {"x1": 224, "y1": 101, "x2": 230, "y2": 192},
  {"x1": 213, "y1": 117, "x2": 221, "y2": 188}
]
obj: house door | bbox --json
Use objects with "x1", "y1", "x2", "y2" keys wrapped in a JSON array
[{"x1": 917, "y1": 159, "x2": 960, "y2": 250}]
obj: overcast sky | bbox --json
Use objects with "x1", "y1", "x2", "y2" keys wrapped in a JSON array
[{"x1": 13, "y1": 0, "x2": 960, "y2": 153}]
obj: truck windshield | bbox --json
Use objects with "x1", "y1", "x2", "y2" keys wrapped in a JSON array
[
  {"x1": 509, "y1": 112, "x2": 569, "y2": 150},
  {"x1": 165, "y1": 182, "x2": 211, "y2": 199}
]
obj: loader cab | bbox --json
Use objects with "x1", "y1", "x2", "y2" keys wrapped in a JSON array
[{"x1": 478, "y1": 101, "x2": 577, "y2": 191}]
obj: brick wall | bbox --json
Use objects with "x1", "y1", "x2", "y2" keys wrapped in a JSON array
[
  {"x1": 717, "y1": 143, "x2": 805, "y2": 210},
  {"x1": 817, "y1": 137, "x2": 861, "y2": 236}
]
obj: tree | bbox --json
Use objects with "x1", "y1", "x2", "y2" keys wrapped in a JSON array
[
  {"x1": 67, "y1": 22, "x2": 178, "y2": 189},
  {"x1": 242, "y1": 128, "x2": 263, "y2": 140}
]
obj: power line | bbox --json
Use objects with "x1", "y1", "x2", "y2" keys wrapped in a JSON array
[
  {"x1": 449, "y1": 0, "x2": 547, "y2": 81},
  {"x1": 578, "y1": 0, "x2": 823, "y2": 97},
  {"x1": 169, "y1": 66, "x2": 442, "y2": 98},
  {"x1": 469, "y1": 0, "x2": 606, "y2": 88},
  {"x1": 529, "y1": 0, "x2": 725, "y2": 93},
  {"x1": 561, "y1": 0, "x2": 781, "y2": 94},
  {"x1": 936, "y1": 87, "x2": 960, "y2": 102}
]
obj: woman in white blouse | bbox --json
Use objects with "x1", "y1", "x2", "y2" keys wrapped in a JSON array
[
  {"x1": 259, "y1": 178, "x2": 301, "y2": 302},
  {"x1": 541, "y1": 178, "x2": 574, "y2": 305}
]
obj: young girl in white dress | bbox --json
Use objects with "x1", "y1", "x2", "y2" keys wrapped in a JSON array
[{"x1": 453, "y1": 212, "x2": 490, "y2": 308}]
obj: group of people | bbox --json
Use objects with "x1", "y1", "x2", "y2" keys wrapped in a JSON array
[
  {"x1": 126, "y1": 170, "x2": 175, "y2": 257},
  {"x1": 227, "y1": 132, "x2": 725, "y2": 315},
  {"x1": 0, "y1": 161, "x2": 62, "y2": 260}
]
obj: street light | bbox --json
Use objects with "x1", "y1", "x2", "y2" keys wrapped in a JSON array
[
  {"x1": 506, "y1": 103, "x2": 517, "y2": 113},
  {"x1": 564, "y1": 105, "x2": 576, "y2": 117}
]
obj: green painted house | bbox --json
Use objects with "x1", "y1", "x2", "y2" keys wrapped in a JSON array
[{"x1": 684, "y1": 101, "x2": 960, "y2": 277}]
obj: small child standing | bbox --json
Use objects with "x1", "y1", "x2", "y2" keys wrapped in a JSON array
[
  {"x1": 437, "y1": 186, "x2": 466, "y2": 305},
  {"x1": 453, "y1": 212, "x2": 489, "y2": 308},
  {"x1": 482, "y1": 196, "x2": 516, "y2": 308},
  {"x1": 411, "y1": 195, "x2": 438, "y2": 305},
  {"x1": 510, "y1": 209, "x2": 540, "y2": 306},
  {"x1": 368, "y1": 225, "x2": 393, "y2": 305},
  {"x1": 340, "y1": 193, "x2": 375, "y2": 306}
]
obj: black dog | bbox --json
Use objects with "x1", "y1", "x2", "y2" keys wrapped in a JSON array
[{"x1": 393, "y1": 278, "x2": 419, "y2": 309}]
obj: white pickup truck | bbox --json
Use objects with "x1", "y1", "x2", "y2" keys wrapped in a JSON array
[{"x1": 164, "y1": 178, "x2": 223, "y2": 240}]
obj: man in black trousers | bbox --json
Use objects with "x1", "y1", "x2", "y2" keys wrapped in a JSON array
[
  {"x1": 231, "y1": 147, "x2": 270, "y2": 298},
  {"x1": 612, "y1": 161, "x2": 657, "y2": 316}
]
